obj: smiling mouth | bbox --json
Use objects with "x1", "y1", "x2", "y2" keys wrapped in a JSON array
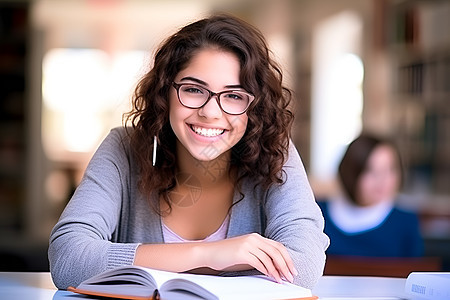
[{"x1": 190, "y1": 125, "x2": 225, "y2": 137}]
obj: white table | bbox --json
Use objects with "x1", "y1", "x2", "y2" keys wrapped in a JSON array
[
  {"x1": 0, "y1": 272, "x2": 408, "y2": 299},
  {"x1": 313, "y1": 276, "x2": 407, "y2": 300}
]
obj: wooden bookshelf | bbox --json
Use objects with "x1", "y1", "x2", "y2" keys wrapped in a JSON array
[
  {"x1": 0, "y1": 2, "x2": 29, "y2": 232},
  {"x1": 387, "y1": 0, "x2": 450, "y2": 196}
]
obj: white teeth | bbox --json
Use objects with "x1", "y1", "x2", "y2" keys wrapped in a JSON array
[{"x1": 191, "y1": 125, "x2": 225, "y2": 137}]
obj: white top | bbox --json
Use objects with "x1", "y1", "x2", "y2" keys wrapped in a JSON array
[
  {"x1": 162, "y1": 214, "x2": 231, "y2": 243},
  {"x1": 328, "y1": 196, "x2": 394, "y2": 234}
]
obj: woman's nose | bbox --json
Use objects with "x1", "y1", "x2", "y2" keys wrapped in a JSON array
[{"x1": 198, "y1": 95, "x2": 223, "y2": 119}]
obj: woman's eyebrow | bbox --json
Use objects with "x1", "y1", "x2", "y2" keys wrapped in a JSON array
[
  {"x1": 225, "y1": 84, "x2": 244, "y2": 89},
  {"x1": 179, "y1": 76, "x2": 207, "y2": 85},
  {"x1": 179, "y1": 76, "x2": 243, "y2": 90}
]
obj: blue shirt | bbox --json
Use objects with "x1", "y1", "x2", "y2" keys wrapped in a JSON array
[{"x1": 318, "y1": 201, "x2": 423, "y2": 257}]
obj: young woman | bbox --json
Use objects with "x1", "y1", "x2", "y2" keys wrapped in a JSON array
[
  {"x1": 318, "y1": 134, "x2": 423, "y2": 257},
  {"x1": 49, "y1": 14, "x2": 329, "y2": 290}
]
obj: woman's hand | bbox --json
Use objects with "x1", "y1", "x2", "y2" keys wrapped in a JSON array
[
  {"x1": 200, "y1": 233, "x2": 298, "y2": 283},
  {"x1": 134, "y1": 233, "x2": 298, "y2": 283}
]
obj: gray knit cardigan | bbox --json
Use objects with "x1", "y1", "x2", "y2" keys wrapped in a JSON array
[{"x1": 48, "y1": 127, "x2": 329, "y2": 290}]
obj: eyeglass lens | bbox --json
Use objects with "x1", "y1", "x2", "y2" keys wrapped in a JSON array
[{"x1": 175, "y1": 83, "x2": 253, "y2": 115}]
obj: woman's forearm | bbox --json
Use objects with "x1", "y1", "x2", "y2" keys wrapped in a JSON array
[{"x1": 134, "y1": 243, "x2": 208, "y2": 272}]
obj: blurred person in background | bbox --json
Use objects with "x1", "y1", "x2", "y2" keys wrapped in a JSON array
[{"x1": 317, "y1": 134, "x2": 423, "y2": 257}]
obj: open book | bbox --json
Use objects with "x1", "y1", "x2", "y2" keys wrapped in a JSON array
[{"x1": 67, "y1": 265, "x2": 317, "y2": 300}]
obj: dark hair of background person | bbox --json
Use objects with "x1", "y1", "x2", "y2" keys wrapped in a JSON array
[
  {"x1": 338, "y1": 134, "x2": 404, "y2": 205},
  {"x1": 124, "y1": 13, "x2": 294, "y2": 213}
]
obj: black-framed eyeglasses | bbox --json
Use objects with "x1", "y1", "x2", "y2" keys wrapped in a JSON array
[{"x1": 172, "y1": 82, "x2": 255, "y2": 115}]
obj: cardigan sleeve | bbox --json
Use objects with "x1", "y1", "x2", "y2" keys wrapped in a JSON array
[
  {"x1": 264, "y1": 141, "x2": 329, "y2": 289},
  {"x1": 48, "y1": 128, "x2": 140, "y2": 289}
]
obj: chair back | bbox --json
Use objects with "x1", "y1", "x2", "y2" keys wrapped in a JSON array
[{"x1": 324, "y1": 255, "x2": 442, "y2": 277}]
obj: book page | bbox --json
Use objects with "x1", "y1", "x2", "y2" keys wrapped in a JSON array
[
  {"x1": 75, "y1": 267, "x2": 159, "y2": 298},
  {"x1": 145, "y1": 268, "x2": 312, "y2": 300}
]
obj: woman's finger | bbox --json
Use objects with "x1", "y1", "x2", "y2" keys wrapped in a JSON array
[
  {"x1": 255, "y1": 241, "x2": 293, "y2": 283},
  {"x1": 250, "y1": 247, "x2": 283, "y2": 283},
  {"x1": 265, "y1": 238, "x2": 298, "y2": 280}
]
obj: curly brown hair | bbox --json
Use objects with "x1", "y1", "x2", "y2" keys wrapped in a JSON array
[{"x1": 124, "y1": 13, "x2": 294, "y2": 211}]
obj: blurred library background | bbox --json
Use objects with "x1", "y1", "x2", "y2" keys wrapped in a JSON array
[{"x1": 1, "y1": 0, "x2": 449, "y2": 273}]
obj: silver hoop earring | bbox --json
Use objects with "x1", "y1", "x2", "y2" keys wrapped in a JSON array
[{"x1": 152, "y1": 135, "x2": 157, "y2": 167}]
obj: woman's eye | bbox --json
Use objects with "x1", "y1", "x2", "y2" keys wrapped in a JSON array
[
  {"x1": 183, "y1": 86, "x2": 204, "y2": 94},
  {"x1": 224, "y1": 93, "x2": 244, "y2": 100}
]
